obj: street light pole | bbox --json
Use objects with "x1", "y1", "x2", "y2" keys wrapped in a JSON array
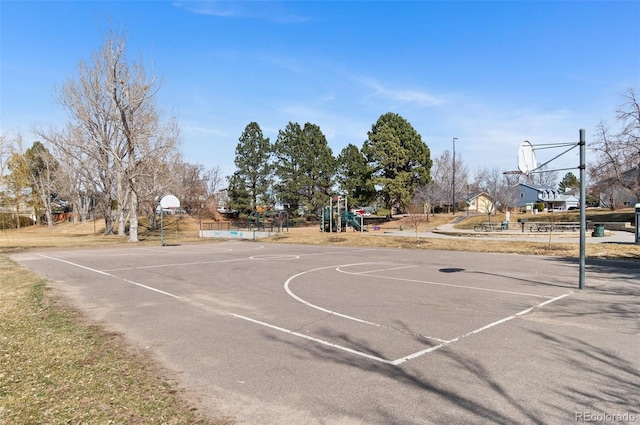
[{"x1": 452, "y1": 137, "x2": 458, "y2": 214}]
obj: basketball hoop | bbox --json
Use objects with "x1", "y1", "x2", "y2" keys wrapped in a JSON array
[{"x1": 503, "y1": 170, "x2": 524, "y2": 186}]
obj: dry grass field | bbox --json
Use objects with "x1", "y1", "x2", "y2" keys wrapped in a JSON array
[
  {"x1": 267, "y1": 210, "x2": 640, "y2": 260},
  {"x1": 1, "y1": 210, "x2": 637, "y2": 424},
  {"x1": 0, "y1": 218, "x2": 227, "y2": 425},
  {"x1": 0, "y1": 255, "x2": 223, "y2": 424},
  {"x1": 1, "y1": 210, "x2": 638, "y2": 259}
]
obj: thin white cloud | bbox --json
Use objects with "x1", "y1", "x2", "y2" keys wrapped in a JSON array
[
  {"x1": 436, "y1": 101, "x2": 582, "y2": 173},
  {"x1": 258, "y1": 54, "x2": 308, "y2": 75},
  {"x1": 184, "y1": 125, "x2": 230, "y2": 138},
  {"x1": 172, "y1": 1, "x2": 233, "y2": 17},
  {"x1": 359, "y1": 78, "x2": 443, "y2": 107},
  {"x1": 172, "y1": 1, "x2": 310, "y2": 23},
  {"x1": 275, "y1": 102, "x2": 369, "y2": 147}
]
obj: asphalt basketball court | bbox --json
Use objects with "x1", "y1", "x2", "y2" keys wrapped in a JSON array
[{"x1": 11, "y1": 241, "x2": 639, "y2": 424}]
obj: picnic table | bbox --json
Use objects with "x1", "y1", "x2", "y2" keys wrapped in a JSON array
[
  {"x1": 528, "y1": 222, "x2": 580, "y2": 232},
  {"x1": 473, "y1": 222, "x2": 505, "y2": 232}
]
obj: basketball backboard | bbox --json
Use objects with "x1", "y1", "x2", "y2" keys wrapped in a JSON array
[
  {"x1": 517, "y1": 141, "x2": 538, "y2": 175},
  {"x1": 160, "y1": 194, "x2": 180, "y2": 209}
]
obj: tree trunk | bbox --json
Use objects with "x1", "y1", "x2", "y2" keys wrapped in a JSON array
[
  {"x1": 44, "y1": 208, "x2": 53, "y2": 227},
  {"x1": 151, "y1": 208, "x2": 158, "y2": 231},
  {"x1": 72, "y1": 199, "x2": 81, "y2": 223},
  {"x1": 39, "y1": 184, "x2": 53, "y2": 227},
  {"x1": 116, "y1": 174, "x2": 129, "y2": 237},
  {"x1": 128, "y1": 189, "x2": 139, "y2": 242},
  {"x1": 103, "y1": 200, "x2": 116, "y2": 235},
  {"x1": 104, "y1": 218, "x2": 114, "y2": 235},
  {"x1": 117, "y1": 210, "x2": 126, "y2": 236}
]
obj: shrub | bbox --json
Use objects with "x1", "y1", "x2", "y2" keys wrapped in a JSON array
[{"x1": 0, "y1": 213, "x2": 35, "y2": 229}]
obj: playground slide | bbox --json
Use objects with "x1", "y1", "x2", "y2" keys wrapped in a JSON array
[{"x1": 345, "y1": 213, "x2": 364, "y2": 231}]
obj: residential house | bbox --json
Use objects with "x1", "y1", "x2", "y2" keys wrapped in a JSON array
[
  {"x1": 466, "y1": 192, "x2": 495, "y2": 214},
  {"x1": 517, "y1": 183, "x2": 579, "y2": 211},
  {"x1": 598, "y1": 167, "x2": 639, "y2": 209}
]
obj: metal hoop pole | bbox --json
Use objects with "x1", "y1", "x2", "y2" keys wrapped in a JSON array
[
  {"x1": 452, "y1": 137, "x2": 458, "y2": 214},
  {"x1": 579, "y1": 129, "x2": 586, "y2": 290}
]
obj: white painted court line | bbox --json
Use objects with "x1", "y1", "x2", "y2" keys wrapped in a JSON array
[
  {"x1": 103, "y1": 246, "x2": 372, "y2": 272},
  {"x1": 337, "y1": 266, "x2": 553, "y2": 299},
  {"x1": 36, "y1": 254, "x2": 397, "y2": 365},
  {"x1": 296, "y1": 248, "x2": 379, "y2": 258},
  {"x1": 250, "y1": 255, "x2": 300, "y2": 260},
  {"x1": 283, "y1": 262, "x2": 574, "y2": 365},
  {"x1": 136, "y1": 247, "x2": 233, "y2": 254},
  {"x1": 285, "y1": 263, "x2": 383, "y2": 325},
  {"x1": 138, "y1": 243, "x2": 267, "y2": 254},
  {"x1": 342, "y1": 265, "x2": 418, "y2": 275},
  {"x1": 48, "y1": 243, "x2": 264, "y2": 259},
  {"x1": 37, "y1": 254, "x2": 183, "y2": 300},
  {"x1": 36, "y1": 254, "x2": 574, "y2": 367},
  {"x1": 230, "y1": 293, "x2": 574, "y2": 366},
  {"x1": 285, "y1": 263, "x2": 451, "y2": 344},
  {"x1": 392, "y1": 293, "x2": 574, "y2": 364},
  {"x1": 228, "y1": 313, "x2": 397, "y2": 365},
  {"x1": 103, "y1": 257, "x2": 251, "y2": 272}
]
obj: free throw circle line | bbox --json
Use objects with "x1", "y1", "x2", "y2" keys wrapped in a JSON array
[
  {"x1": 284, "y1": 263, "x2": 383, "y2": 327},
  {"x1": 284, "y1": 263, "x2": 450, "y2": 344},
  {"x1": 250, "y1": 254, "x2": 300, "y2": 260}
]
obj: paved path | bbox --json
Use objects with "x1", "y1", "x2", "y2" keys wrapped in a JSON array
[{"x1": 379, "y1": 222, "x2": 637, "y2": 244}]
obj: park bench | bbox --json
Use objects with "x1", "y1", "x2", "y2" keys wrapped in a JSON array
[
  {"x1": 528, "y1": 222, "x2": 580, "y2": 232},
  {"x1": 474, "y1": 222, "x2": 504, "y2": 232}
]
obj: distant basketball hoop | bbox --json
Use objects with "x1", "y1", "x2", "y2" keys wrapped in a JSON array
[
  {"x1": 503, "y1": 140, "x2": 538, "y2": 186},
  {"x1": 160, "y1": 194, "x2": 180, "y2": 209},
  {"x1": 159, "y1": 194, "x2": 180, "y2": 247},
  {"x1": 502, "y1": 170, "x2": 524, "y2": 186}
]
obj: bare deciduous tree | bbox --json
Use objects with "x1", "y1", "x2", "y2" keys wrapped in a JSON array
[
  {"x1": 43, "y1": 125, "x2": 99, "y2": 224},
  {"x1": 416, "y1": 150, "x2": 469, "y2": 214},
  {"x1": 412, "y1": 182, "x2": 438, "y2": 221},
  {"x1": 137, "y1": 143, "x2": 182, "y2": 230},
  {"x1": 38, "y1": 30, "x2": 179, "y2": 240},
  {"x1": 0, "y1": 133, "x2": 9, "y2": 180},
  {"x1": 205, "y1": 165, "x2": 225, "y2": 199},
  {"x1": 473, "y1": 166, "x2": 517, "y2": 213},
  {"x1": 532, "y1": 164, "x2": 559, "y2": 188},
  {"x1": 406, "y1": 202, "x2": 427, "y2": 238},
  {"x1": 591, "y1": 87, "x2": 640, "y2": 206},
  {"x1": 0, "y1": 133, "x2": 12, "y2": 212}
]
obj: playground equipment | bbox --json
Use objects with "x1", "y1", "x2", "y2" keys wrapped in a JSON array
[
  {"x1": 248, "y1": 210, "x2": 289, "y2": 232},
  {"x1": 321, "y1": 206, "x2": 365, "y2": 232}
]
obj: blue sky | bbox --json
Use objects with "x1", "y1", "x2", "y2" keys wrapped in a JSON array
[{"x1": 2, "y1": 1, "x2": 639, "y2": 180}]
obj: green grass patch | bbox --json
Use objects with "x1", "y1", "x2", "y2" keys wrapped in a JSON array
[{"x1": 0, "y1": 254, "x2": 227, "y2": 425}]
